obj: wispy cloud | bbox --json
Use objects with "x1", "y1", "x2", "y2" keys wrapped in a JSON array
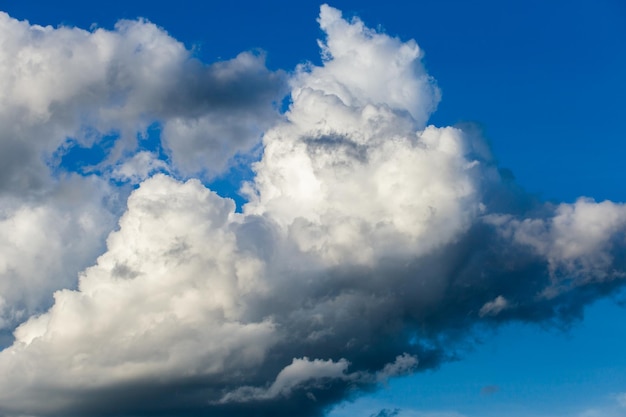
[{"x1": 480, "y1": 385, "x2": 500, "y2": 396}]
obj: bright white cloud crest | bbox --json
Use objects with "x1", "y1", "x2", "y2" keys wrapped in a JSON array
[{"x1": 0, "y1": 5, "x2": 625, "y2": 417}]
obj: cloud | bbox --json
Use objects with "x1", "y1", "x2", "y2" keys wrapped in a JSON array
[
  {"x1": 479, "y1": 296, "x2": 509, "y2": 317},
  {"x1": 0, "y1": 4, "x2": 625, "y2": 417},
  {"x1": 161, "y1": 51, "x2": 287, "y2": 177},
  {"x1": 391, "y1": 411, "x2": 468, "y2": 417},
  {"x1": 370, "y1": 409, "x2": 401, "y2": 417},
  {"x1": 0, "y1": 9, "x2": 285, "y2": 333},
  {"x1": 111, "y1": 150, "x2": 169, "y2": 183},
  {"x1": 480, "y1": 385, "x2": 500, "y2": 396},
  {"x1": 0, "y1": 11, "x2": 285, "y2": 192},
  {"x1": 486, "y1": 199, "x2": 626, "y2": 296},
  {"x1": 376, "y1": 354, "x2": 419, "y2": 382},
  {"x1": 307, "y1": 4, "x2": 440, "y2": 128},
  {"x1": 219, "y1": 357, "x2": 351, "y2": 403},
  {"x1": 0, "y1": 175, "x2": 118, "y2": 331}
]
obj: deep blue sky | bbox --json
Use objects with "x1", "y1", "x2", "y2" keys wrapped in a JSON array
[{"x1": 3, "y1": 1, "x2": 625, "y2": 416}]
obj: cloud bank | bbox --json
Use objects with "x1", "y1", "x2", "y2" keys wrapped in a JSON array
[
  {"x1": 0, "y1": 9, "x2": 285, "y2": 333},
  {"x1": 0, "y1": 4, "x2": 625, "y2": 417}
]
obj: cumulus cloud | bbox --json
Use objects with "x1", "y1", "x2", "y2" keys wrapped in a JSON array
[
  {"x1": 0, "y1": 10, "x2": 284, "y2": 332},
  {"x1": 0, "y1": 10, "x2": 284, "y2": 190},
  {"x1": 486, "y1": 199, "x2": 626, "y2": 297},
  {"x1": 0, "y1": 4, "x2": 625, "y2": 417},
  {"x1": 0, "y1": 175, "x2": 117, "y2": 331}
]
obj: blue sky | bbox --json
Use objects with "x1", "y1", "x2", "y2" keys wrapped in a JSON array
[{"x1": 0, "y1": 1, "x2": 625, "y2": 417}]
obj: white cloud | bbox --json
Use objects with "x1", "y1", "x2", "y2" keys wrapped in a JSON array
[
  {"x1": 1, "y1": 175, "x2": 277, "y2": 414},
  {"x1": 485, "y1": 198, "x2": 626, "y2": 297},
  {"x1": 111, "y1": 151, "x2": 169, "y2": 183},
  {"x1": 0, "y1": 175, "x2": 117, "y2": 331},
  {"x1": 0, "y1": 10, "x2": 284, "y2": 333},
  {"x1": 303, "y1": 4, "x2": 440, "y2": 128},
  {"x1": 0, "y1": 11, "x2": 284, "y2": 192},
  {"x1": 243, "y1": 6, "x2": 483, "y2": 265}
]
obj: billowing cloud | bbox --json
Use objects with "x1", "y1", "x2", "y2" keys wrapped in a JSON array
[
  {"x1": 0, "y1": 10, "x2": 285, "y2": 331},
  {"x1": 0, "y1": 4, "x2": 625, "y2": 417},
  {"x1": 0, "y1": 12, "x2": 284, "y2": 188},
  {"x1": 0, "y1": 175, "x2": 117, "y2": 332}
]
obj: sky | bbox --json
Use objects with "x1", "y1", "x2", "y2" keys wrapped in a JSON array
[{"x1": 0, "y1": 1, "x2": 625, "y2": 417}]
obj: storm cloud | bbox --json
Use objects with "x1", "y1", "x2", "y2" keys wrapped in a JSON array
[{"x1": 0, "y1": 5, "x2": 624, "y2": 417}]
